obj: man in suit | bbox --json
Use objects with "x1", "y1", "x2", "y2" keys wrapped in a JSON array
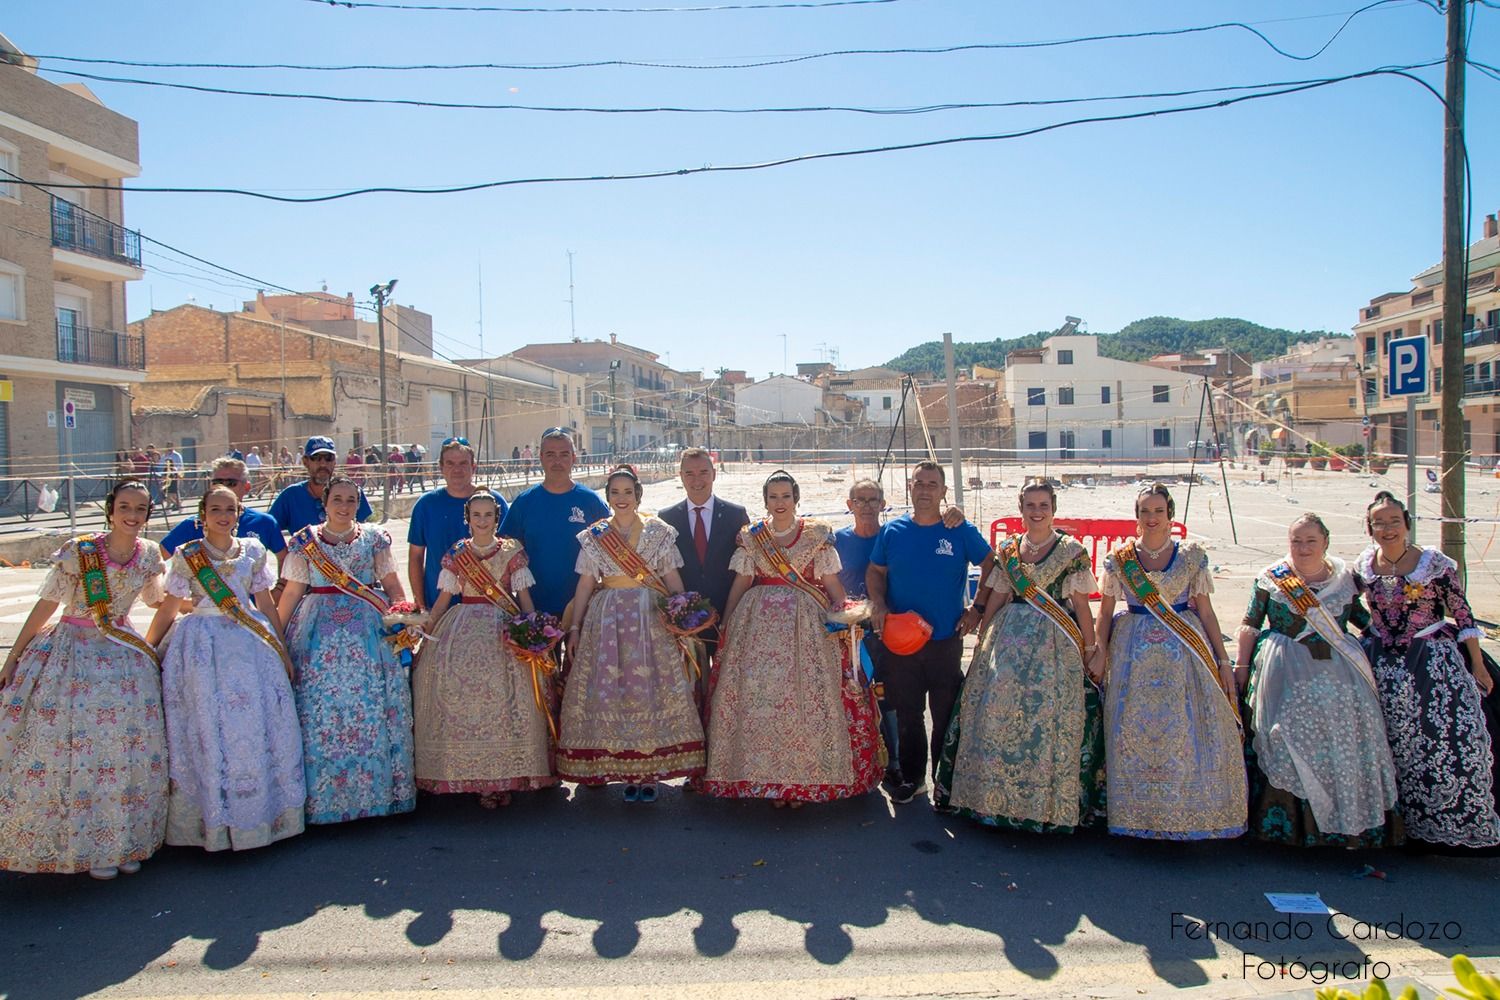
[{"x1": 660, "y1": 448, "x2": 750, "y2": 703}]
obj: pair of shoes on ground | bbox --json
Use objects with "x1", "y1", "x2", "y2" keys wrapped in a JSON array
[
  {"x1": 888, "y1": 781, "x2": 928, "y2": 805},
  {"x1": 89, "y1": 859, "x2": 142, "y2": 881},
  {"x1": 622, "y1": 783, "x2": 658, "y2": 803}
]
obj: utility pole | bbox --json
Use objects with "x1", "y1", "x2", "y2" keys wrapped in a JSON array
[
  {"x1": 1439, "y1": 0, "x2": 1467, "y2": 572},
  {"x1": 943, "y1": 332, "x2": 964, "y2": 507},
  {"x1": 567, "y1": 250, "x2": 577, "y2": 342},
  {"x1": 608, "y1": 359, "x2": 620, "y2": 456},
  {"x1": 371, "y1": 279, "x2": 397, "y2": 523}
]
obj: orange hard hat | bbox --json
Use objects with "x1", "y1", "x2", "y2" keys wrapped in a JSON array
[{"x1": 882, "y1": 611, "x2": 933, "y2": 656}]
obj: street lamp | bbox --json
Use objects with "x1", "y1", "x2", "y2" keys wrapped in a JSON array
[
  {"x1": 370, "y1": 279, "x2": 397, "y2": 521},
  {"x1": 608, "y1": 359, "x2": 620, "y2": 455}
]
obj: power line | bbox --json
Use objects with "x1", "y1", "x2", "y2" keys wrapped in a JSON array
[
  {"x1": 305, "y1": 0, "x2": 902, "y2": 10},
  {"x1": 17, "y1": 1, "x2": 1439, "y2": 75},
  {"x1": 30, "y1": 63, "x2": 1446, "y2": 116},
  {"x1": 8, "y1": 64, "x2": 1449, "y2": 203}
]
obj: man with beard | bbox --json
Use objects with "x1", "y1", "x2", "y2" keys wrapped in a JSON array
[{"x1": 269, "y1": 436, "x2": 373, "y2": 534}]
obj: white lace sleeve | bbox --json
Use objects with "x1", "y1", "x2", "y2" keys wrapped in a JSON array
[
  {"x1": 729, "y1": 546, "x2": 755, "y2": 577},
  {"x1": 38, "y1": 542, "x2": 79, "y2": 605},
  {"x1": 137, "y1": 547, "x2": 166, "y2": 607},
  {"x1": 372, "y1": 531, "x2": 397, "y2": 580},
  {"x1": 165, "y1": 551, "x2": 195, "y2": 600},
  {"x1": 437, "y1": 566, "x2": 462, "y2": 595},
  {"x1": 248, "y1": 542, "x2": 277, "y2": 594},
  {"x1": 1064, "y1": 566, "x2": 1099, "y2": 598},
  {"x1": 574, "y1": 532, "x2": 605, "y2": 578},
  {"x1": 510, "y1": 565, "x2": 536, "y2": 592},
  {"x1": 1187, "y1": 547, "x2": 1215, "y2": 596},
  {"x1": 282, "y1": 549, "x2": 312, "y2": 584},
  {"x1": 984, "y1": 562, "x2": 1011, "y2": 595},
  {"x1": 641, "y1": 520, "x2": 684, "y2": 575},
  {"x1": 813, "y1": 542, "x2": 842, "y2": 579},
  {"x1": 1098, "y1": 555, "x2": 1126, "y2": 600}
]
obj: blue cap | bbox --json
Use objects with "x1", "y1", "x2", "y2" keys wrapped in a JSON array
[{"x1": 303, "y1": 435, "x2": 337, "y2": 457}]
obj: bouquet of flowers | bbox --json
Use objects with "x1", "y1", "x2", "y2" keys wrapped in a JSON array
[
  {"x1": 657, "y1": 591, "x2": 718, "y2": 637},
  {"x1": 825, "y1": 598, "x2": 871, "y2": 627},
  {"x1": 503, "y1": 611, "x2": 564, "y2": 657},
  {"x1": 381, "y1": 600, "x2": 428, "y2": 667}
]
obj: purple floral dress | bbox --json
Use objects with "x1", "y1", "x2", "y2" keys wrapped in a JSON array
[{"x1": 1356, "y1": 546, "x2": 1500, "y2": 847}]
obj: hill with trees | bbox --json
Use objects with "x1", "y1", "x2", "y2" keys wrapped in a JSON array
[{"x1": 885, "y1": 317, "x2": 1341, "y2": 373}]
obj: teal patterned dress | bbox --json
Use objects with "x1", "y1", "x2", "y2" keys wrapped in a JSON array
[
  {"x1": 1240, "y1": 558, "x2": 1401, "y2": 847},
  {"x1": 934, "y1": 533, "x2": 1106, "y2": 833}
]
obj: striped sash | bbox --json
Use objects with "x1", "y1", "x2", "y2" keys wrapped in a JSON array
[
  {"x1": 1266, "y1": 561, "x2": 1378, "y2": 695},
  {"x1": 1000, "y1": 537, "x2": 1085, "y2": 660},
  {"x1": 748, "y1": 521, "x2": 830, "y2": 610},
  {"x1": 179, "y1": 540, "x2": 288, "y2": 660},
  {"x1": 76, "y1": 536, "x2": 159, "y2": 667},
  {"x1": 290, "y1": 526, "x2": 387, "y2": 614}
]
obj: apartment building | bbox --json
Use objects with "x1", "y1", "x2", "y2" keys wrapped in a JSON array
[
  {"x1": 0, "y1": 35, "x2": 146, "y2": 477},
  {"x1": 1352, "y1": 213, "x2": 1500, "y2": 463}
]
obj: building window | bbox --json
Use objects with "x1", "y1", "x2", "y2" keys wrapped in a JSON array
[
  {"x1": 1153, "y1": 427, "x2": 1171, "y2": 447},
  {"x1": 1100, "y1": 385, "x2": 1111, "y2": 404},
  {"x1": 1057, "y1": 349, "x2": 1074, "y2": 365},
  {"x1": 0, "y1": 261, "x2": 23, "y2": 322},
  {"x1": 1101, "y1": 428, "x2": 1112, "y2": 449},
  {"x1": 1027, "y1": 431, "x2": 1046, "y2": 451},
  {"x1": 1058, "y1": 386, "x2": 1074, "y2": 405},
  {"x1": 1364, "y1": 335, "x2": 1376, "y2": 356},
  {"x1": 0, "y1": 141, "x2": 17, "y2": 202},
  {"x1": 1152, "y1": 384, "x2": 1170, "y2": 404},
  {"x1": 882, "y1": 395, "x2": 892, "y2": 410},
  {"x1": 1027, "y1": 387, "x2": 1045, "y2": 406}
]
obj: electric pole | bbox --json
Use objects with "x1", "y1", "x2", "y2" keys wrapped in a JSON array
[
  {"x1": 371, "y1": 279, "x2": 397, "y2": 523},
  {"x1": 1440, "y1": 0, "x2": 1466, "y2": 572}
]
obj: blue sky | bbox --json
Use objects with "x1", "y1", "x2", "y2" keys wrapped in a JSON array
[{"x1": 8, "y1": 0, "x2": 1497, "y2": 376}]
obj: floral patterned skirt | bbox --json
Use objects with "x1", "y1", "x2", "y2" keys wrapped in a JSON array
[
  {"x1": 0, "y1": 621, "x2": 168, "y2": 873},
  {"x1": 1365, "y1": 633, "x2": 1500, "y2": 848},
  {"x1": 702, "y1": 587, "x2": 880, "y2": 802}
]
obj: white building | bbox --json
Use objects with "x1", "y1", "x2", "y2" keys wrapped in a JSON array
[
  {"x1": 827, "y1": 366, "x2": 906, "y2": 427},
  {"x1": 734, "y1": 374, "x2": 823, "y2": 426},
  {"x1": 1004, "y1": 334, "x2": 1205, "y2": 461}
]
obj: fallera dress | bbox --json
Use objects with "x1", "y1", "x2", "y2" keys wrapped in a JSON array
[
  {"x1": 1100, "y1": 541, "x2": 1247, "y2": 840},
  {"x1": 412, "y1": 538, "x2": 557, "y2": 794},
  {"x1": 283, "y1": 525, "x2": 416, "y2": 824},
  {"x1": 557, "y1": 517, "x2": 706, "y2": 784},
  {"x1": 1355, "y1": 546, "x2": 1500, "y2": 848},
  {"x1": 160, "y1": 537, "x2": 305, "y2": 851},
  {"x1": 703, "y1": 520, "x2": 882, "y2": 802},
  {"x1": 934, "y1": 533, "x2": 1106, "y2": 832},
  {"x1": 1240, "y1": 558, "x2": 1401, "y2": 847},
  {"x1": 0, "y1": 538, "x2": 168, "y2": 873}
]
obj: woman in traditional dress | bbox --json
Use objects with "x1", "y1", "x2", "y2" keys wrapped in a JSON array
[
  {"x1": 1356, "y1": 491, "x2": 1499, "y2": 848},
  {"x1": 1234, "y1": 512, "x2": 1400, "y2": 847},
  {"x1": 414, "y1": 492, "x2": 555, "y2": 807},
  {"x1": 1091, "y1": 483, "x2": 1246, "y2": 840},
  {"x1": 0, "y1": 482, "x2": 167, "y2": 880},
  {"x1": 559, "y1": 466, "x2": 705, "y2": 801},
  {"x1": 703, "y1": 470, "x2": 881, "y2": 806},
  {"x1": 146, "y1": 484, "x2": 305, "y2": 851},
  {"x1": 934, "y1": 479, "x2": 1104, "y2": 832},
  {"x1": 278, "y1": 474, "x2": 416, "y2": 825}
]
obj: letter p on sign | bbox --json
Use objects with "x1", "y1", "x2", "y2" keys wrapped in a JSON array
[{"x1": 1387, "y1": 335, "x2": 1428, "y2": 396}]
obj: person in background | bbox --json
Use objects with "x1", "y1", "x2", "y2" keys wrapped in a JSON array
[
  {"x1": 386, "y1": 444, "x2": 407, "y2": 494},
  {"x1": 408, "y1": 437, "x2": 507, "y2": 612},
  {"x1": 163, "y1": 457, "x2": 287, "y2": 571},
  {"x1": 244, "y1": 446, "x2": 264, "y2": 489},
  {"x1": 345, "y1": 447, "x2": 364, "y2": 485},
  {"x1": 164, "y1": 442, "x2": 184, "y2": 483},
  {"x1": 498, "y1": 428, "x2": 609, "y2": 622},
  {"x1": 405, "y1": 443, "x2": 428, "y2": 492},
  {"x1": 867, "y1": 461, "x2": 994, "y2": 806},
  {"x1": 269, "y1": 437, "x2": 373, "y2": 535},
  {"x1": 161, "y1": 458, "x2": 182, "y2": 513},
  {"x1": 145, "y1": 445, "x2": 164, "y2": 505}
]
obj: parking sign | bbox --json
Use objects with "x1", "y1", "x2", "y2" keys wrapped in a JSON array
[
  {"x1": 62, "y1": 399, "x2": 76, "y2": 430},
  {"x1": 1387, "y1": 335, "x2": 1428, "y2": 396}
]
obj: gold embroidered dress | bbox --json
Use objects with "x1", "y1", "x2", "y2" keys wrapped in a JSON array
[
  {"x1": 703, "y1": 520, "x2": 881, "y2": 801},
  {"x1": 1100, "y1": 541, "x2": 1246, "y2": 839},
  {"x1": 0, "y1": 539, "x2": 168, "y2": 873},
  {"x1": 413, "y1": 538, "x2": 556, "y2": 793},
  {"x1": 934, "y1": 534, "x2": 1105, "y2": 832},
  {"x1": 557, "y1": 517, "x2": 706, "y2": 783}
]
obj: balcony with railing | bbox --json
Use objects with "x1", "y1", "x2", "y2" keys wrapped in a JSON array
[
  {"x1": 50, "y1": 196, "x2": 143, "y2": 275},
  {"x1": 1465, "y1": 376, "x2": 1500, "y2": 399},
  {"x1": 56, "y1": 321, "x2": 146, "y2": 371},
  {"x1": 1462, "y1": 324, "x2": 1499, "y2": 350}
]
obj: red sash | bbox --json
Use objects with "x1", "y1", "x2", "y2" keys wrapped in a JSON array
[{"x1": 290, "y1": 526, "x2": 387, "y2": 614}]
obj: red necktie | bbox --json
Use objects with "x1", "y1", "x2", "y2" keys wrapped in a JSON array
[{"x1": 693, "y1": 505, "x2": 708, "y2": 563}]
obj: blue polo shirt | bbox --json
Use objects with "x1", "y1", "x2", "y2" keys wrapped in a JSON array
[
  {"x1": 160, "y1": 509, "x2": 287, "y2": 556},
  {"x1": 498, "y1": 482, "x2": 609, "y2": 617},
  {"x1": 408, "y1": 487, "x2": 508, "y2": 608},
  {"x1": 870, "y1": 515, "x2": 991, "y2": 640},
  {"x1": 834, "y1": 525, "x2": 880, "y2": 599},
  {"x1": 268, "y1": 480, "x2": 373, "y2": 534}
]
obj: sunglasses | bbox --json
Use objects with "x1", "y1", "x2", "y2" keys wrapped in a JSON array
[
  {"x1": 541, "y1": 427, "x2": 572, "y2": 439},
  {"x1": 211, "y1": 477, "x2": 244, "y2": 487},
  {"x1": 441, "y1": 436, "x2": 470, "y2": 448}
]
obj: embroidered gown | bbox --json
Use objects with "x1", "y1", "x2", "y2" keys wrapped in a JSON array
[
  {"x1": 1356, "y1": 546, "x2": 1500, "y2": 847},
  {"x1": 558, "y1": 518, "x2": 706, "y2": 784},
  {"x1": 0, "y1": 539, "x2": 168, "y2": 873},
  {"x1": 413, "y1": 538, "x2": 556, "y2": 794},
  {"x1": 160, "y1": 538, "x2": 305, "y2": 851},
  {"x1": 283, "y1": 526, "x2": 416, "y2": 824},
  {"x1": 934, "y1": 534, "x2": 1106, "y2": 832},
  {"x1": 1240, "y1": 558, "x2": 1401, "y2": 846},
  {"x1": 1100, "y1": 541, "x2": 1246, "y2": 840},
  {"x1": 703, "y1": 520, "x2": 882, "y2": 802}
]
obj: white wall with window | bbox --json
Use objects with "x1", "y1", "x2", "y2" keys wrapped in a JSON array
[
  {"x1": 0, "y1": 139, "x2": 19, "y2": 202},
  {"x1": 0, "y1": 260, "x2": 24, "y2": 323}
]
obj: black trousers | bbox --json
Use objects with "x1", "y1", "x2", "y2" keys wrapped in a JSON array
[
  {"x1": 863, "y1": 633, "x2": 901, "y2": 778},
  {"x1": 881, "y1": 634, "x2": 964, "y2": 786}
]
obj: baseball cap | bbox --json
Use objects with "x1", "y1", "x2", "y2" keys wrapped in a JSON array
[{"x1": 303, "y1": 436, "x2": 337, "y2": 457}]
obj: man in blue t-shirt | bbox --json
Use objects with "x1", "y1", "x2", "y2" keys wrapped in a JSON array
[
  {"x1": 268, "y1": 436, "x2": 373, "y2": 534},
  {"x1": 407, "y1": 437, "x2": 508, "y2": 610},
  {"x1": 868, "y1": 460, "x2": 995, "y2": 805},
  {"x1": 499, "y1": 428, "x2": 609, "y2": 620},
  {"x1": 160, "y1": 456, "x2": 287, "y2": 568}
]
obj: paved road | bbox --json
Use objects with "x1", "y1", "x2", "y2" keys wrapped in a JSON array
[{"x1": 2, "y1": 506, "x2": 1499, "y2": 999}]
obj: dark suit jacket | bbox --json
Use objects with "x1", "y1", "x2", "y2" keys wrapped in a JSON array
[{"x1": 660, "y1": 496, "x2": 750, "y2": 639}]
